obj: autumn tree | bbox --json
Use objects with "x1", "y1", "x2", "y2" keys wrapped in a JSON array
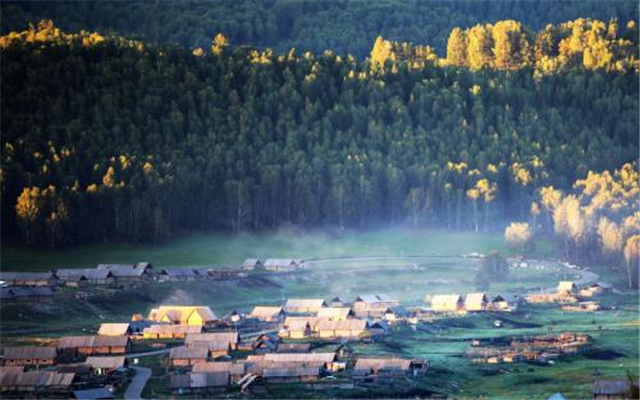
[
  {"x1": 446, "y1": 27, "x2": 468, "y2": 66},
  {"x1": 505, "y1": 222, "x2": 533, "y2": 254}
]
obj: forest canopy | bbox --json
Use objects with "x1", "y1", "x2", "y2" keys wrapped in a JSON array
[{"x1": 1, "y1": 20, "x2": 637, "y2": 251}]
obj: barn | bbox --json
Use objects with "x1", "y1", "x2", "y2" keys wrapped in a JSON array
[{"x1": 1, "y1": 347, "x2": 57, "y2": 367}]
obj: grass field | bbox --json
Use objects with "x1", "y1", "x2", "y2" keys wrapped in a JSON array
[{"x1": 0, "y1": 227, "x2": 518, "y2": 271}]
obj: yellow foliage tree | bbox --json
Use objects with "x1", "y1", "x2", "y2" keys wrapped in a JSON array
[{"x1": 505, "y1": 222, "x2": 533, "y2": 254}]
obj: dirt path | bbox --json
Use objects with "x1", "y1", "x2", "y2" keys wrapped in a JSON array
[{"x1": 124, "y1": 366, "x2": 151, "y2": 400}]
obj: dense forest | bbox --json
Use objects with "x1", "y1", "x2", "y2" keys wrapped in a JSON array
[
  {"x1": 2, "y1": 19, "x2": 638, "y2": 254},
  {"x1": 2, "y1": 0, "x2": 638, "y2": 58}
]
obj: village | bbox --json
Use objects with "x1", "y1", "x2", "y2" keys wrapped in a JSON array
[{"x1": 0, "y1": 257, "x2": 635, "y2": 399}]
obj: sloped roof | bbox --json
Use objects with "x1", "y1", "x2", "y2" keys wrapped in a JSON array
[
  {"x1": 192, "y1": 362, "x2": 245, "y2": 375},
  {"x1": 558, "y1": 281, "x2": 576, "y2": 291},
  {"x1": 244, "y1": 259, "x2": 262, "y2": 266},
  {"x1": 284, "y1": 316, "x2": 320, "y2": 328},
  {"x1": 2, "y1": 346, "x2": 57, "y2": 360},
  {"x1": 169, "y1": 346, "x2": 208, "y2": 360},
  {"x1": 317, "y1": 307, "x2": 353, "y2": 319},
  {"x1": 249, "y1": 306, "x2": 283, "y2": 318},
  {"x1": 284, "y1": 298, "x2": 326, "y2": 309},
  {"x1": 72, "y1": 387, "x2": 115, "y2": 400},
  {"x1": 0, "y1": 370, "x2": 75, "y2": 388},
  {"x1": 148, "y1": 306, "x2": 217, "y2": 323},
  {"x1": 354, "y1": 294, "x2": 395, "y2": 303},
  {"x1": 85, "y1": 356, "x2": 126, "y2": 370},
  {"x1": 431, "y1": 294, "x2": 462, "y2": 306},
  {"x1": 98, "y1": 323, "x2": 130, "y2": 336},
  {"x1": 316, "y1": 319, "x2": 367, "y2": 331},
  {"x1": 96, "y1": 264, "x2": 147, "y2": 277},
  {"x1": 354, "y1": 357, "x2": 411, "y2": 372},
  {"x1": 143, "y1": 325, "x2": 202, "y2": 335},
  {"x1": 277, "y1": 343, "x2": 310, "y2": 353},
  {"x1": 170, "y1": 372, "x2": 229, "y2": 388},
  {"x1": 385, "y1": 306, "x2": 410, "y2": 316},
  {"x1": 264, "y1": 259, "x2": 297, "y2": 267},
  {"x1": 0, "y1": 272, "x2": 56, "y2": 281},
  {"x1": 593, "y1": 380, "x2": 632, "y2": 395},
  {"x1": 465, "y1": 293, "x2": 487, "y2": 305},
  {"x1": 185, "y1": 332, "x2": 239, "y2": 346},
  {"x1": 58, "y1": 335, "x2": 128, "y2": 349},
  {"x1": 160, "y1": 268, "x2": 197, "y2": 277},
  {"x1": 262, "y1": 353, "x2": 335, "y2": 363},
  {"x1": 284, "y1": 320, "x2": 311, "y2": 331}
]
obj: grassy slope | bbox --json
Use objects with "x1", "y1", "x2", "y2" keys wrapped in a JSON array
[{"x1": 0, "y1": 228, "x2": 512, "y2": 271}]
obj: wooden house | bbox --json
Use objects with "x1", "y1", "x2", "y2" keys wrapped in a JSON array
[
  {"x1": 0, "y1": 370, "x2": 75, "y2": 394},
  {"x1": 57, "y1": 336, "x2": 130, "y2": 356},
  {"x1": 593, "y1": 379, "x2": 638, "y2": 400},
  {"x1": 142, "y1": 324, "x2": 202, "y2": 339},
  {"x1": 243, "y1": 259, "x2": 264, "y2": 270},
  {"x1": 0, "y1": 272, "x2": 58, "y2": 287},
  {"x1": 330, "y1": 296, "x2": 350, "y2": 307},
  {"x1": 316, "y1": 319, "x2": 367, "y2": 339},
  {"x1": 352, "y1": 294, "x2": 399, "y2": 317},
  {"x1": 264, "y1": 259, "x2": 299, "y2": 272},
  {"x1": 169, "y1": 346, "x2": 209, "y2": 367},
  {"x1": 284, "y1": 298, "x2": 326, "y2": 313},
  {"x1": 170, "y1": 372, "x2": 229, "y2": 394},
  {"x1": 55, "y1": 269, "x2": 90, "y2": 287},
  {"x1": 97, "y1": 323, "x2": 131, "y2": 336},
  {"x1": 158, "y1": 268, "x2": 198, "y2": 282},
  {"x1": 96, "y1": 263, "x2": 151, "y2": 282},
  {"x1": 430, "y1": 294, "x2": 464, "y2": 312},
  {"x1": 580, "y1": 282, "x2": 613, "y2": 297},
  {"x1": 280, "y1": 320, "x2": 312, "y2": 339},
  {"x1": 276, "y1": 343, "x2": 310, "y2": 354},
  {"x1": 489, "y1": 294, "x2": 522, "y2": 312},
  {"x1": 192, "y1": 362, "x2": 245, "y2": 383},
  {"x1": 263, "y1": 367, "x2": 320, "y2": 383},
  {"x1": 84, "y1": 356, "x2": 127, "y2": 375},
  {"x1": 353, "y1": 357, "x2": 412, "y2": 380},
  {"x1": 0, "y1": 287, "x2": 53, "y2": 302},
  {"x1": 557, "y1": 281, "x2": 577, "y2": 296},
  {"x1": 259, "y1": 352, "x2": 337, "y2": 370},
  {"x1": 465, "y1": 293, "x2": 488, "y2": 311},
  {"x1": 248, "y1": 306, "x2": 285, "y2": 322},
  {"x1": 185, "y1": 332, "x2": 239, "y2": 358},
  {"x1": 383, "y1": 306, "x2": 411, "y2": 323},
  {"x1": 1, "y1": 347, "x2": 57, "y2": 367},
  {"x1": 317, "y1": 307, "x2": 354, "y2": 321},
  {"x1": 147, "y1": 306, "x2": 217, "y2": 326},
  {"x1": 368, "y1": 321, "x2": 391, "y2": 336}
]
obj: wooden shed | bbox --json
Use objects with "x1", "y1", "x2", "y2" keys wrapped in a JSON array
[
  {"x1": 142, "y1": 324, "x2": 202, "y2": 340},
  {"x1": 192, "y1": 362, "x2": 245, "y2": 383},
  {"x1": 263, "y1": 367, "x2": 320, "y2": 383},
  {"x1": 96, "y1": 263, "x2": 151, "y2": 282},
  {"x1": 284, "y1": 298, "x2": 326, "y2": 313},
  {"x1": 158, "y1": 268, "x2": 198, "y2": 282},
  {"x1": 243, "y1": 259, "x2": 264, "y2": 270},
  {"x1": 57, "y1": 336, "x2": 130, "y2": 356},
  {"x1": 147, "y1": 306, "x2": 218, "y2": 326},
  {"x1": 316, "y1": 319, "x2": 367, "y2": 339},
  {"x1": 465, "y1": 293, "x2": 488, "y2": 312},
  {"x1": 0, "y1": 370, "x2": 75, "y2": 393},
  {"x1": 280, "y1": 320, "x2": 312, "y2": 339},
  {"x1": 97, "y1": 323, "x2": 131, "y2": 336},
  {"x1": 84, "y1": 356, "x2": 127, "y2": 375},
  {"x1": 248, "y1": 306, "x2": 285, "y2": 322},
  {"x1": 0, "y1": 272, "x2": 58, "y2": 287},
  {"x1": 430, "y1": 294, "x2": 464, "y2": 312},
  {"x1": 317, "y1": 307, "x2": 354, "y2": 321},
  {"x1": 2, "y1": 347, "x2": 57, "y2": 367},
  {"x1": 170, "y1": 372, "x2": 229, "y2": 394},
  {"x1": 169, "y1": 346, "x2": 209, "y2": 367}
]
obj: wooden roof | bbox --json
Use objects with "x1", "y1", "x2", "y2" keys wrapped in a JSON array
[
  {"x1": 160, "y1": 268, "x2": 197, "y2": 277},
  {"x1": 143, "y1": 325, "x2": 202, "y2": 335},
  {"x1": 465, "y1": 293, "x2": 487, "y2": 305},
  {"x1": 249, "y1": 306, "x2": 283, "y2": 318},
  {"x1": 261, "y1": 352, "x2": 335, "y2": 363},
  {"x1": 96, "y1": 264, "x2": 147, "y2": 277},
  {"x1": 0, "y1": 370, "x2": 75, "y2": 388},
  {"x1": 354, "y1": 357, "x2": 411, "y2": 372},
  {"x1": 431, "y1": 294, "x2": 462, "y2": 306},
  {"x1": 317, "y1": 307, "x2": 353, "y2": 319},
  {"x1": 243, "y1": 259, "x2": 262, "y2": 266},
  {"x1": 58, "y1": 335, "x2": 128, "y2": 349},
  {"x1": 169, "y1": 346, "x2": 208, "y2": 360},
  {"x1": 2, "y1": 346, "x2": 57, "y2": 360},
  {"x1": 185, "y1": 332, "x2": 239, "y2": 346},
  {"x1": 276, "y1": 343, "x2": 311, "y2": 353},
  {"x1": 148, "y1": 306, "x2": 217, "y2": 323},
  {"x1": 284, "y1": 320, "x2": 310, "y2": 331},
  {"x1": 98, "y1": 323, "x2": 130, "y2": 336},
  {"x1": 593, "y1": 380, "x2": 633, "y2": 395},
  {"x1": 192, "y1": 362, "x2": 245, "y2": 375},
  {"x1": 0, "y1": 272, "x2": 56, "y2": 281},
  {"x1": 85, "y1": 356, "x2": 126, "y2": 370},
  {"x1": 284, "y1": 298, "x2": 326, "y2": 309},
  {"x1": 72, "y1": 388, "x2": 115, "y2": 400},
  {"x1": 170, "y1": 372, "x2": 229, "y2": 388},
  {"x1": 558, "y1": 281, "x2": 577, "y2": 291},
  {"x1": 56, "y1": 268, "x2": 113, "y2": 280},
  {"x1": 263, "y1": 367, "x2": 319, "y2": 378},
  {"x1": 316, "y1": 319, "x2": 367, "y2": 331}
]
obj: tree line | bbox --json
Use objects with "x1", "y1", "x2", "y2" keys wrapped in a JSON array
[
  {"x1": 1, "y1": 0, "x2": 637, "y2": 58},
  {"x1": 1, "y1": 21, "x2": 638, "y2": 250}
]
